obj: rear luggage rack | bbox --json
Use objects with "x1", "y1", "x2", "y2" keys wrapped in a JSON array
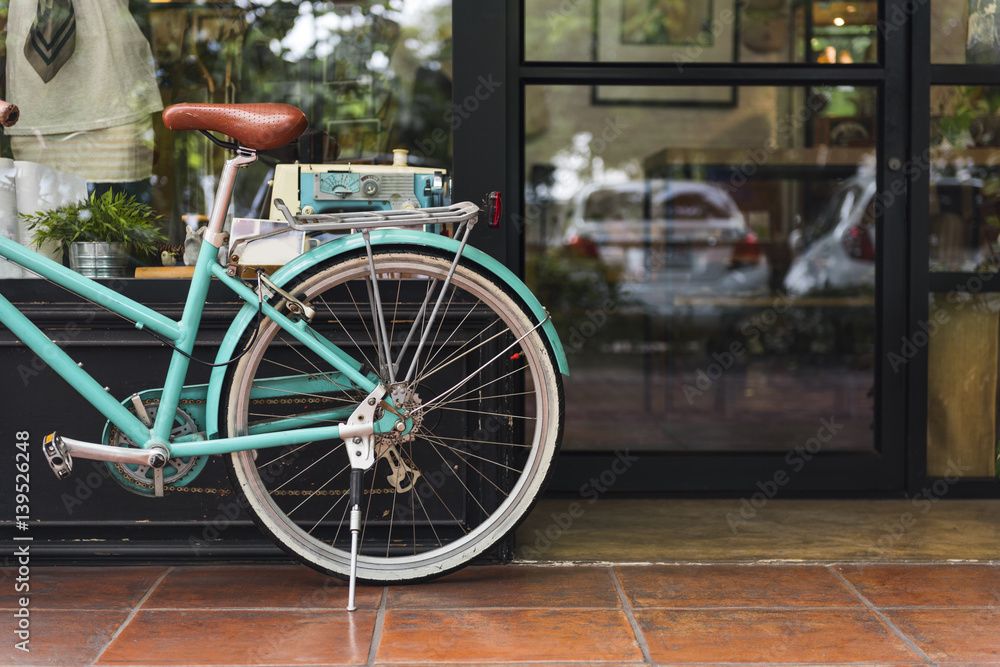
[{"x1": 274, "y1": 198, "x2": 480, "y2": 233}]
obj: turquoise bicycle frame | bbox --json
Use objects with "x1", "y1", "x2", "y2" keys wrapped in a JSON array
[
  {"x1": 0, "y1": 231, "x2": 397, "y2": 457},
  {"x1": 0, "y1": 211, "x2": 568, "y2": 461}
]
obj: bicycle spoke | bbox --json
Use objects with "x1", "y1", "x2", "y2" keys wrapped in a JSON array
[
  {"x1": 288, "y1": 459, "x2": 351, "y2": 518},
  {"x1": 226, "y1": 249, "x2": 560, "y2": 582},
  {"x1": 247, "y1": 412, "x2": 342, "y2": 425},
  {"x1": 434, "y1": 404, "x2": 537, "y2": 421},
  {"x1": 417, "y1": 361, "x2": 529, "y2": 416},
  {"x1": 260, "y1": 441, "x2": 315, "y2": 468},
  {"x1": 424, "y1": 440, "x2": 490, "y2": 517},
  {"x1": 406, "y1": 282, "x2": 460, "y2": 384},
  {"x1": 314, "y1": 292, "x2": 378, "y2": 374},
  {"x1": 272, "y1": 445, "x2": 341, "y2": 494},
  {"x1": 420, "y1": 431, "x2": 519, "y2": 484},
  {"x1": 271, "y1": 331, "x2": 344, "y2": 388},
  {"x1": 410, "y1": 306, "x2": 501, "y2": 386}
]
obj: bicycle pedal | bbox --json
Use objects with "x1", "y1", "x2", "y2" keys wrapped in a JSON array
[{"x1": 42, "y1": 432, "x2": 73, "y2": 480}]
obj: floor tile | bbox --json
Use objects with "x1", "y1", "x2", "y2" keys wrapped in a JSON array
[
  {"x1": 95, "y1": 609, "x2": 376, "y2": 666},
  {"x1": 375, "y1": 609, "x2": 644, "y2": 664},
  {"x1": 374, "y1": 664, "x2": 645, "y2": 667},
  {"x1": 143, "y1": 564, "x2": 382, "y2": 610},
  {"x1": 0, "y1": 566, "x2": 168, "y2": 610},
  {"x1": 388, "y1": 565, "x2": 619, "y2": 609},
  {"x1": 883, "y1": 608, "x2": 1000, "y2": 663},
  {"x1": 835, "y1": 563, "x2": 1000, "y2": 607},
  {"x1": 3, "y1": 609, "x2": 129, "y2": 666},
  {"x1": 617, "y1": 564, "x2": 862, "y2": 608},
  {"x1": 634, "y1": 608, "x2": 924, "y2": 664}
]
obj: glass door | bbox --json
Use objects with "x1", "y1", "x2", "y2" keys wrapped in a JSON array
[{"x1": 514, "y1": 0, "x2": 910, "y2": 492}]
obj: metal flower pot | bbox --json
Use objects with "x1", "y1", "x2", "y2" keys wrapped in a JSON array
[{"x1": 68, "y1": 242, "x2": 130, "y2": 278}]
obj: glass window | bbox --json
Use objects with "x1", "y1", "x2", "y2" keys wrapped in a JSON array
[
  {"x1": 927, "y1": 85, "x2": 1000, "y2": 479},
  {"x1": 524, "y1": 84, "x2": 877, "y2": 453},
  {"x1": 525, "y1": 0, "x2": 878, "y2": 64},
  {"x1": 933, "y1": 0, "x2": 1000, "y2": 64},
  {"x1": 929, "y1": 86, "x2": 1000, "y2": 272},
  {"x1": 927, "y1": 292, "x2": 1000, "y2": 478},
  {"x1": 0, "y1": 0, "x2": 452, "y2": 278}
]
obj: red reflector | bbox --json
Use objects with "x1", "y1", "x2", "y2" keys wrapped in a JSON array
[{"x1": 486, "y1": 191, "x2": 502, "y2": 229}]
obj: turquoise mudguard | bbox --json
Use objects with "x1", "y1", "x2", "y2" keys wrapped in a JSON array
[{"x1": 205, "y1": 228, "x2": 569, "y2": 438}]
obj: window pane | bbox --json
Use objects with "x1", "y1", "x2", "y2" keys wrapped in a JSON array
[
  {"x1": 0, "y1": 1, "x2": 452, "y2": 278},
  {"x1": 525, "y1": 0, "x2": 878, "y2": 64},
  {"x1": 928, "y1": 84, "x2": 1000, "y2": 479},
  {"x1": 934, "y1": 0, "x2": 1000, "y2": 64},
  {"x1": 927, "y1": 292, "x2": 1000, "y2": 478},
  {"x1": 524, "y1": 84, "x2": 877, "y2": 452},
  {"x1": 929, "y1": 86, "x2": 1000, "y2": 272}
]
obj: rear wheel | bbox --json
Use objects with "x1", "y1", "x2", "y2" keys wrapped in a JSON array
[{"x1": 224, "y1": 248, "x2": 563, "y2": 582}]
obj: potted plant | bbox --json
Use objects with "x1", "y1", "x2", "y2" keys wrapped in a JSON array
[{"x1": 22, "y1": 190, "x2": 167, "y2": 277}]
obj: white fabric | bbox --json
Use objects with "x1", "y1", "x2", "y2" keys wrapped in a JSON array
[
  {"x1": 0, "y1": 158, "x2": 88, "y2": 278},
  {"x1": 10, "y1": 116, "x2": 156, "y2": 182},
  {"x1": 5, "y1": 0, "x2": 163, "y2": 136}
]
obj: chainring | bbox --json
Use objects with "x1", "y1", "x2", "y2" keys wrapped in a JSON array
[{"x1": 106, "y1": 402, "x2": 208, "y2": 497}]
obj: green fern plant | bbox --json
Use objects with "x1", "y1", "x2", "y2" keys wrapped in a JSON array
[{"x1": 23, "y1": 190, "x2": 167, "y2": 263}]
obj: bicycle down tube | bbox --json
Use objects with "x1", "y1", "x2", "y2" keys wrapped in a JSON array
[{"x1": 0, "y1": 208, "x2": 384, "y2": 459}]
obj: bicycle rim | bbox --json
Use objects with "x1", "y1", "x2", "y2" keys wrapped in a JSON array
[{"x1": 224, "y1": 249, "x2": 562, "y2": 582}]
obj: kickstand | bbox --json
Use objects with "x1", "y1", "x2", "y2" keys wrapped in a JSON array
[{"x1": 347, "y1": 468, "x2": 363, "y2": 611}]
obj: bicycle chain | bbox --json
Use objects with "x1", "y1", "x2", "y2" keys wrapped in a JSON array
[{"x1": 115, "y1": 396, "x2": 395, "y2": 496}]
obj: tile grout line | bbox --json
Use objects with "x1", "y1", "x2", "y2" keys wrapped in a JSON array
[
  {"x1": 826, "y1": 564, "x2": 934, "y2": 665},
  {"x1": 88, "y1": 566, "x2": 174, "y2": 667},
  {"x1": 366, "y1": 586, "x2": 389, "y2": 666},
  {"x1": 609, "y1": 566, "x2": 655, "y2": 665}
]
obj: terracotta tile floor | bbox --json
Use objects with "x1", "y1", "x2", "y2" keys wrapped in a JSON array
[{"x1": 3, "y1": 562, "x2": 1000, "y2": 666}]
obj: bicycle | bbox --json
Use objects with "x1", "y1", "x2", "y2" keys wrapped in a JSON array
[{"x1": 0, "y1": 100, "x2": 566, "y2": 610}]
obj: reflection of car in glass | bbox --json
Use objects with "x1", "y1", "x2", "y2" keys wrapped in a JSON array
[
  {"x1": 562, "y1": 180, "x2": 769, "y2": 318},
  {"x1": 783, "y1": 176, "x2": 877, "y2": 296},
  {"x1": 784, "y1": 173, "x2": 998, "y2": 296}
]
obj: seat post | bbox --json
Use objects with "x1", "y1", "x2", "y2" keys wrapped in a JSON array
[{"x1": 205, "y1": 148, "x2": 258, "y2": 247}]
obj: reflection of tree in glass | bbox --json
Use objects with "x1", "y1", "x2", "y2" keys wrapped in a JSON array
[
  {"x1": 236, "y1": 1, "x2": 452, "y2": 165},
  {"x1": 620, "y1": 0, "x2": 701, "y2": 46}
]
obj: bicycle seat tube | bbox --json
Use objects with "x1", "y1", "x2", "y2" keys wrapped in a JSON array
[{"x1": 204, "y1": 148, "x2": 258, "y2": 249}]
